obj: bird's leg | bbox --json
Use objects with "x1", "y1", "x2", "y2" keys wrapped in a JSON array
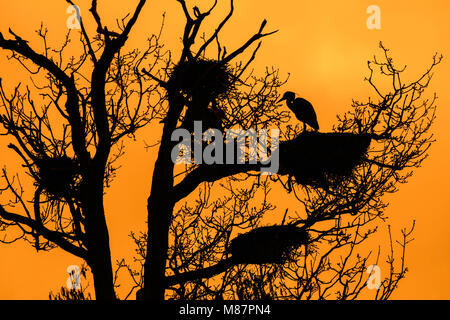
[{"x1": 303, "y1": 123, "x2": 306, "y2": 133}]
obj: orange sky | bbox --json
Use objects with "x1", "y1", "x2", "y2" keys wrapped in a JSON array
[{"x1": 0, "y1": 0, "x2": 449, "y2": 299}]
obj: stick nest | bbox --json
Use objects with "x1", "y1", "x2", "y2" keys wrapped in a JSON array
[
  {"x1": 170, "y1": 59, "x2": 233, "y2": 99},
  {"x1": 229, "y1": 225, "x2": 309, "y2": 264},
  {"x1": 35, "y1": 156, "x2": 80, "y2": 198},
  {"x1": 279, "y1": 132, "x2": 372, "y2": 187}
]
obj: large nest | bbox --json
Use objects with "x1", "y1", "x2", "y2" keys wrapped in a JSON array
[
  {"x1": 35, "y1": 156, "x2": 80, "y2": 199},
  {"x1": 170, "y1": 59, "x2": 233, "y2": 99},
  {"x1": 278, "y1": 132, "x2": 372, "y2": 187},
  {"x1": 228, "y1": 225, "x2": 309, "y2": 264}
]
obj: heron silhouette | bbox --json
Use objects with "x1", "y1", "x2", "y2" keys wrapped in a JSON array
[{"x1": 278, "y1": 91, "x2": 319, "y2": 132}]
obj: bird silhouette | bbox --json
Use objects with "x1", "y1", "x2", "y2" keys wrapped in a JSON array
[{"x1": 278, "y1": 91, "x2": 319, "y2": 132}]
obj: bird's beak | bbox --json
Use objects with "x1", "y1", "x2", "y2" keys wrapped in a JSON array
[{"x1": 277, "y1": 97, "x2": 286, "y2": 103}]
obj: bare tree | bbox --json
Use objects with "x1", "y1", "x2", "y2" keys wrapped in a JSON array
[
  {"x1": 138, "y1": 0, "x2": 291, "y2": 300},
  {"x1": 0, "y1": 0, "x2": 441, "y2": 301},
  {"x1": 136, "y1": 0, "x2": 441, "y2": 300},
  {"x1": 0, "y1": 0, "x2": 164, "y2": 299}
]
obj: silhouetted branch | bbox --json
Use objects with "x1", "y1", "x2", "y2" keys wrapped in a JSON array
[
  {"x1": 195, "y1": 0, "x2": 234, "y2": 59},
  {"x1": 166, "y1": 258, "x2": 234, "y2": 286},
  {"x1": 65, "y1": 0, "x2": 98, "y2": 63},
  {"x1": 0, "y1": 204, "x2": 86, "y2": 258},
  {"x1": 173, "y1": 163, "x2": 260, "y2": 202},
  {"x1": 221, "y1": 20, "x2": 277, "y2": 65}
]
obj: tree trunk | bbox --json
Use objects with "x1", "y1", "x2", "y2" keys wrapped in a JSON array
[
  {"x1": 89, "y1": 244, "x2": 116, "y2": 300},
  {"x1": 144, "y1": 180, "x2": 174, "y2": 299},
  {"x1": 143, "y1": 93, "x2": 182, "y2": 300},
  {"x1": 143, "y1": 134, "x2": 176, "y2": 300},
  {"x1": 84, "y1": 172, "x2": 116, "y2": 300}
]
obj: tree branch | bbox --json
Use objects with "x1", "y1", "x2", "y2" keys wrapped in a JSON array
[
  {"x1": 221, "y1": 19, "x2": 277, "y2": 64},
  {"x1": 195, "y1": 0, "x2": 232, "y2": 59},
  {"x1": 66, "y1": 0, "x2": 98, "y2": 63},
  {"x1": 166, "y1": 258, "x2": 234, "y2": 286},
  {"x1": 0, "y1": 205, "x2": 87, "y2": 259},
  {"x1": 173, "y1": 162, "x2": 260, "y2": 203},
  {"x1": 0, "y1": 31, "x2": 88, "y2": 161}
]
